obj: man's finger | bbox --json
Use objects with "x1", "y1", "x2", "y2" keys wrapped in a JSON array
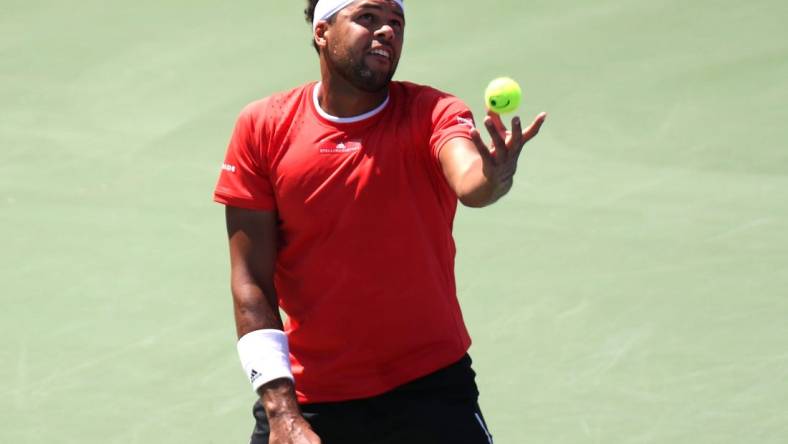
[
  {"x1": 470, "y1": 128, "x2": 495, "y2": 165},
  {"x1": 486, "y1": 109, "x2": 507, "y2": 135},
  {"x1": 484, "y1": 117, "x2": 507, "y2": 161},
  {"x1": 521, "y1": 112, "x2": 548, "y2": 144},
  {"x1": 510, "y1": 116, "x2": 523, "y2": 151}
]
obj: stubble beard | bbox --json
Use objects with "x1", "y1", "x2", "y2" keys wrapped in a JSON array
[{"x1": 328, "y1": 44, "x2": 397, "y2": 93}]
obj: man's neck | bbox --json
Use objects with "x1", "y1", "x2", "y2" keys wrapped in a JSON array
[{"x1": 317, "y1": 73, "x2": 389, "y2": 118}]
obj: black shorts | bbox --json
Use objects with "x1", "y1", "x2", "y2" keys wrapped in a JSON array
[{"x1": 250, "y1": 354, "x2": 494, "y2": 444}]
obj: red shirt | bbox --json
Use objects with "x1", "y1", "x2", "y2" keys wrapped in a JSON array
[{"x1": 215, "y1": 81, "x2": 475, "y2": 403}]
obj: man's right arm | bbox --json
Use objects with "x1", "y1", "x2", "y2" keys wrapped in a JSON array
[{"x1": 225, "y1": 206, "x2": 320, "y2": 443}]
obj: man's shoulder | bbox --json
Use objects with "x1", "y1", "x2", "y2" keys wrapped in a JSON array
[
  {"x1": 393, "y1": 81, "x2": 456, "y2": 101},
  {"x1": 390, "y1": 82, "x2": 472, "y2": 128},
  {"x1": 238, "y1": 82, "x2": 315, "y2": 122},
  {"x1": 392, "y1": 81, "x2": 468, "y2": 111}
]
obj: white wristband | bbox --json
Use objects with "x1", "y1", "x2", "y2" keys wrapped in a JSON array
[{"x1": 237, "y1": 329, "x2": 294, "y2": 393}]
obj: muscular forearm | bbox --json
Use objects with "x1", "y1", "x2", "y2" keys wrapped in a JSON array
[
  {"x1": 232, "y1": 281, "x2": 283, "y2": 337},
  {"x1": 233, "y1": 284, "x2": 302, "y2": 419},
  {"x1": 456, "y1": 158, "x2": 513, "y2": 208}
]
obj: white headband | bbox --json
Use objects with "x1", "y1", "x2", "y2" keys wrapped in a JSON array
[{"x1": 312, "y1": 0, "x2": 405, "y2": 32}]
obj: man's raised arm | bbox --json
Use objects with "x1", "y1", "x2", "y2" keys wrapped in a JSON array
[{"x1": 439, "y1": 111, "x2": 547, "y2": 208}]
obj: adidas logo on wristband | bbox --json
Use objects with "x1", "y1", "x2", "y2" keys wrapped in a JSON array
[{"x1": 238, "y1": 330, "x2": 294, "y2": 392}]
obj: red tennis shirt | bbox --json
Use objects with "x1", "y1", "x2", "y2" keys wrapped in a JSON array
[{"x1": 214, "y1": 81, "x2": 476, "y2": 403}]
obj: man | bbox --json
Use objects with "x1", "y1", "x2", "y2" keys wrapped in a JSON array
[{"x1": 214, "y1": 1, "x2": 547, "y2": 443}]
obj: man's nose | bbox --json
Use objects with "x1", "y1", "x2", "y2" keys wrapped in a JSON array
[{"x1": 375, "y1": 24, "x2": 395, "y2": 41}]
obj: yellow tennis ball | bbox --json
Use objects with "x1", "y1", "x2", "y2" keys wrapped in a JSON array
[{"x1": 484, "y1": 77, "x2": 522, "y2": 114}]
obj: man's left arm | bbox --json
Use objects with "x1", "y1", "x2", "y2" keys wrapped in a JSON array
[{"x1": 439, "y1": 110, "x2": 547, "y2": 208}]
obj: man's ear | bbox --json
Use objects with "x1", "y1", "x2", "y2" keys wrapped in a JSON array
[{"x1": 314, "y1": 21, "x2": 329, "y2": 51}]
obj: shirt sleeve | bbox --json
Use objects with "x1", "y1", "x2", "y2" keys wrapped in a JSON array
[
  {"x1": 428, "y1": 93, "x2": 476, "y2": 161},
  {"x1": 213, "y1": 104, "x2": 277, "y2": 211}
]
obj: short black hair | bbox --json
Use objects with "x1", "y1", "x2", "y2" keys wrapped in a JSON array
[
  {"x1": 304, "y1": 0, "x2": 335, "y2": 54},
  {"x1": 304, "y1": 0, "x2": 320, "y2": 24}
]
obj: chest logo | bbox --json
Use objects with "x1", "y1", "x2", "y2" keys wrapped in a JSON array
[{"x1": 319, "y1": 139, "x2": 362, "y2": 154}]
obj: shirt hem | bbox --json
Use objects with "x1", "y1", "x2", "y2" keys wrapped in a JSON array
[
  {"x1": 213, "y1": 192, "x2": 276, "y2": 211},
  {"x1": 295, "y1": 341, "x2": 471, "y2": 404}
]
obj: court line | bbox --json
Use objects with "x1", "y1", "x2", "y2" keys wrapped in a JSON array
[
  {"x1": 705, "y1": 217, "x2": 772, "y2": 241},
  {"x1": 1, "y1": 316, "x2": 202, "y2": 397},
  {"x1": 587, "y1": 173, "x2": 675, "y2": 208},
  {"x1": 555, "y1": 299, "x2": 589, "y2": 321}
]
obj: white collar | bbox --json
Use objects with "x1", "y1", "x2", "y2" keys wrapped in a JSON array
[{"x1": 312, "y1": 82, "x2": 390, "y2": 124}]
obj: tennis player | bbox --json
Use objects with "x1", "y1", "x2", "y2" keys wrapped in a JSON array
[{"x1": 214, "y1": 0, "x2": 546, "y2": 443}]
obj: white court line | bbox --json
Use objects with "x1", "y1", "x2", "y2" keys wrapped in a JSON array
[{"x1": 706, "y1": 218, "x2": 772, "y2": 241}]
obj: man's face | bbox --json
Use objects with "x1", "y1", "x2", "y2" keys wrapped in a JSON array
[{"x1": 323, "y1": 0, "x2": 405, "y2": 92}]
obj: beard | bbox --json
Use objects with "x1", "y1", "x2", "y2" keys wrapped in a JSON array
[{"x1": 327, "y1": 42, "x2": 398, "y2": 93}]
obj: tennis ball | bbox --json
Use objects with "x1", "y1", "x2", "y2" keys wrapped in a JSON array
[{"x1": 484, "y1": 77, "x2": 522, "y2": 114}]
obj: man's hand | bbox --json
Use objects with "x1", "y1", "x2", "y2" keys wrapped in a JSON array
[
  {"x1": 439, "y1": 110, "x2": 547, "y2": 208},
  {"x1": 268, "y1": 414, "x2": 321, "y2": 444},
  {"x1": 469, "y1": 110, "x2": 548, "y2": 195},
  {"x1": 261, "y1": 379, "x2": 321, "y2": 444}
]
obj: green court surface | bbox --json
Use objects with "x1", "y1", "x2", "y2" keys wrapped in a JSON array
[{"x1": 2, "y1": 1, "x2": 787, "y2": 442}]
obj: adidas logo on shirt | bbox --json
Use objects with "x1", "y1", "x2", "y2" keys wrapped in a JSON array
[
  {"x1": 457, "y1": 116, "x2": 476, "y2": 129},
  {"x1": 319, "y1": 139, "x2": 362, "y2": 154}
]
